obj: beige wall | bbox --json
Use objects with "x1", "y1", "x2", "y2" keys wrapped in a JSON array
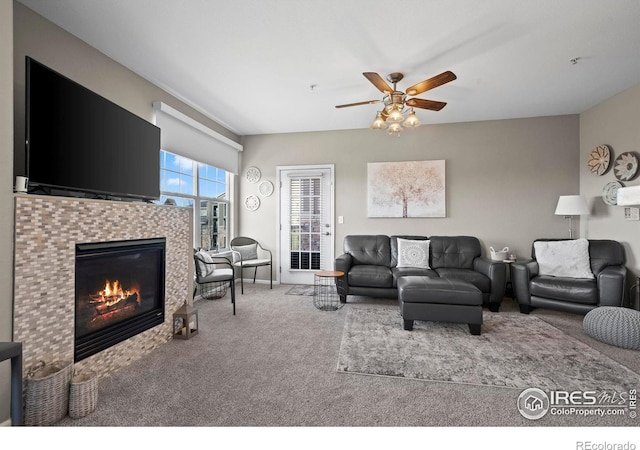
[
  {"x1": 580, "y1": 81, "x2": 640, "y2": 278},
  {"x1": 6, "y1": 2, "x2": 241, "y2": 424},
  {"x1": 0, "y1": 0, "x2": 14, "y2": 425},
  {"x1": 240, "y1": 115, "x2": 580, "y2": 281},
  {"x1": 13, "y1": 2, "x2": 240, "y2": 176}
]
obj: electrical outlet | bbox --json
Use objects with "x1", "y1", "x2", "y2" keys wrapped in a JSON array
[
  {"x1": 624, "y1": 207, "x2": 640, "y2": 220},
  {"x1": 338, "y1": 215, "x2": 344, "y2": 224}
]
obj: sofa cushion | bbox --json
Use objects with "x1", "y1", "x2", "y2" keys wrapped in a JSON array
[
  {"x1": 397, "y1": 238, "x2": 430, "y2": 268},
  {"x1": 435, "y1": 268, "x2": 491, "y2": 293},
  {"x1": 344, "y1": 235, "x2": 391, "y2": 266},
  {"x1": 348, "y1": 265, "x2": 393, "y2": 288},
  {"x1": 391, "y1": 267, "x2": 439, "y2": 287},
  {"x1": 588, "y1": 240, "x2": 625, "y2": 275},
  {"x1": 533, "y1": 239, "x2": 594, "y2": 279},
  {"x1": 430, "y1": 236, "x2": 480, "y2": 270},
  {"x1": 390, "y1": 235, "x2": 429, "y2": 267},
  {"x1": 530, "y1": 276, "x2": 598, "y2": 305}
]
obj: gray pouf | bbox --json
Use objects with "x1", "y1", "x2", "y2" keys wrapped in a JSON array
[{"x1": 583, "y1": 306, "x2": 640, "y2": 350}]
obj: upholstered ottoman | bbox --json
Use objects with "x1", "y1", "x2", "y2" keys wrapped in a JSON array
[
  {"x1": 584, "y1": 306, "x2": 640, "y2": 350},
  {"x1": 397, "y1": 276, "x2": 483, "y2": 335}
]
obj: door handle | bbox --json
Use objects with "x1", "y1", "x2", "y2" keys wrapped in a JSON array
[{"x1": 323, "y1": 232, "x2": 331, "y2": 236}]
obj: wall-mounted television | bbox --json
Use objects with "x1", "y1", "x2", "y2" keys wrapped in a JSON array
[{"x1": 25, "y1": 57, "x2": 161, "y2": 201}]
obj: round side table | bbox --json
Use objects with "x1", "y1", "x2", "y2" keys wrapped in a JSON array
[{"x1": 313, "y1": 271, "x2": 345, "y2": 311}]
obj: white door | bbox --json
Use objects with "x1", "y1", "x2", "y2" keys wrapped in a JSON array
[{"x1": 278, "y1": 165, "x2": 334, "y2": 285}]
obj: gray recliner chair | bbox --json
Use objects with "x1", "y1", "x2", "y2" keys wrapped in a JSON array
[{"x1": 511, "y1": 239, "x2": 627, "y2": 315}]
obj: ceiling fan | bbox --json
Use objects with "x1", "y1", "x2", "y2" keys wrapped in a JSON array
[{"x1": 335, "y1": 71, "x2": 456, "y2": 135}]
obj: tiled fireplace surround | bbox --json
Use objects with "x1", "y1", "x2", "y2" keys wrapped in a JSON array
[{"x1": 13, "y1": 194, "x2": 192, "y2": 378}]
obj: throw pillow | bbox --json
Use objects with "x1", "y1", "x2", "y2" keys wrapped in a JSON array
[
  {"x1": 233, "y1": 243, "x2": 258, "y2": 262},
  {"x1": 397, "y1": 238, "x2": 430, "y2": 269},
  {"x1": 534, "y1": 239, "x2": 594, "y2": 279},
  {"x1": 195, "y1": 250, "x2": 214, "y2": 277}
]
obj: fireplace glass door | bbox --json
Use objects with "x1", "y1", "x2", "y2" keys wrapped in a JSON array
[{"x1": 75, "y1": 238, "x2": 165, "y2": 361}]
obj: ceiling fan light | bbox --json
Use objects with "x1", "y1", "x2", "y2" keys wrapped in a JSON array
[
  {"x1": 403, "y1": 110, "x2": 420, "y2": 127},
  {"x1": 387, "y1": 122, "x2": 402, "y2": 136},
  {"x1": 388, "y1": 108, "x2": 404, "y2": 123},
  {"x1": 370, "y1": 112, "x2": 386, "y2": 130}
]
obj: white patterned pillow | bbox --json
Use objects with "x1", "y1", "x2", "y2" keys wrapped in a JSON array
[
  {"x1": 397, "y1": 238, "x2": 430, "y2": 269},
  {"x1": 534, "y1": 239, "x2": 594, "y2": 279}
]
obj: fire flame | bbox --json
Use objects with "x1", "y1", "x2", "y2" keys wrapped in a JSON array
[{"x1": 90, "y1": 279, "x2": 140, "y2": 308}]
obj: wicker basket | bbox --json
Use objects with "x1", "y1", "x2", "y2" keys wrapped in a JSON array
[
  {"x1": 24, "y1": 360, "x2": 72, "y2": 426},
  {"x1": 69, "y1": 370, "x2": 98, "y2": 419}
]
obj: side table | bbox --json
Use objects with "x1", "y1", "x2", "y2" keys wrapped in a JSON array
[
  {"x1": 0, "y1": 342, "x2": 23, "y2": 426},
  {"x1": 313, "y1": 271, "x2": 345, "y2": 311},
  {"x1": 503, "y1": 259, "x2": 517, "y2": 298}
]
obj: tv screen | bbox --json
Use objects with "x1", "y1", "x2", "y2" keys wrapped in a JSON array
[{"x1": 26, "y1": 57, "x2": 161, "y2": 201}]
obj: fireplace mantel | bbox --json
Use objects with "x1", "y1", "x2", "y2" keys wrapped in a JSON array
[{"x1": 13, "y1": 194, "x2": 192, "y2": 378}]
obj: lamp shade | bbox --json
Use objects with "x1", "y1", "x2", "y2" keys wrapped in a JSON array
[{"x1": 554, "y1": 195, "x2": 589, "y2": 216}]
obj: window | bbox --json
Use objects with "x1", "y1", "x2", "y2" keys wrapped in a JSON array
[
  {"x1": 159, "y1": 150, "x2": 230, "y2": 251},
  {"x1": 289, "y1": 177, "x2": 322, "y2": 270}
]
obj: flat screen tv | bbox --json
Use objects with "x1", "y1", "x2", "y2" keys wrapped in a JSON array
[{"x1": 25, "y1": 57, "x2": 161, "y2": 201}]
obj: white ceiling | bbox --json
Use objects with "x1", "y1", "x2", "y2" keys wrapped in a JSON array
[{"x1": 18, "y1": 0, "x2": 640, "y2": 136}]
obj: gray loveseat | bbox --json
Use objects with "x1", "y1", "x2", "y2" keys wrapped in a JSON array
[
  {"x1": 335, "y1": 235, "x2": 507, "y2": 311},
  {"x1": 511, "y1": 238, "x2": 627, "y2": 315}
]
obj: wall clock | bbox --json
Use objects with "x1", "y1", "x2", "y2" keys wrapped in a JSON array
[
  {"x1": 587, "y1": 145, "x2": 610, "y2": 176},
  {"x1": 613, "y1": 152, "x2": 638, "y2": 181},
  {"x1": 245, "y1": 166, "x2": 261, "y2": 183},
  {"x1": 602, "y1": 181, "x2": 623, "y2": 206}
]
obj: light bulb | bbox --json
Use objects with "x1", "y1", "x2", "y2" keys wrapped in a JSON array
[
  {"x1": 387, "y1": 122, "x2": 402, "y2": 136},
  {"x1": 403, "y1": 110, "x2": 420, "y2": 128},
  {"x1": 388, "y1": 108, "x2": 403, "y2": 123},
  {"x1": 370, "y1": 112, "x2": 386, "y2": 130}
]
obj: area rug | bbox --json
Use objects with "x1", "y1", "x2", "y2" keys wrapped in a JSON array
[
  {"x1": 285, "y1": 284, "x2": 315, "y2": 296},
  {"x1": 337, "y1": 307, "x2": 639, "y2": 392}
]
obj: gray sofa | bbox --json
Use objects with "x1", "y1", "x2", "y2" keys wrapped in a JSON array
[
  {"x1": 511, "y1": 239, "x2": 627, "y2": 315},
  {"x1": 335, "y1": 235, "x2": 507, "y2": 311}
]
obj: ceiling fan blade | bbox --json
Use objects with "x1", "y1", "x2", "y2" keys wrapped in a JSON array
[
  {"x1": 405, "y1": 71, "x2": 457, "y2": 96},
  {"x1": 406, "y1": 98, "x2": 447, "y2": 111},
  {"x1": 335, "y1": 99, "x2": 381, "y2": 109},
  {"x1": 363, "y1": 72, "x2": 394, "y2": 94}
]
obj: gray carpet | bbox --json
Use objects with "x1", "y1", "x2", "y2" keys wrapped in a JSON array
[
  {"x1": 55, "y1": 284, "x2": 640, "y2": 427},
  {"x1": 337, "y1": 307, "x2": 637, "y2": 392},
  {"x1": 285, "y1": 284, "x2": 315, "y2": 296}
]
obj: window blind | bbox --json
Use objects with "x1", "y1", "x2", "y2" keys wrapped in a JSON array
[
  {"x1": 288, "y1": 176, "x2": 322, "y2": 271},
  {"x1": 153, "y1": 102, "x2": 242, "y2": 174}
]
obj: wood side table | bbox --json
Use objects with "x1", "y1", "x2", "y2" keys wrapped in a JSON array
[{"x1": 313, "y1": 271, "x2": 345, "y2": 311}]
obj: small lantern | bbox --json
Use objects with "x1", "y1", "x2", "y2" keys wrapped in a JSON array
[{"x1": 173, "y1": 301, "x2": 198, "y2": 340}]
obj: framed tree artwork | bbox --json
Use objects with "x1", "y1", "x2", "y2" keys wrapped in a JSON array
[{"x1": 367, "y1": 160, "x2": 446, "y2": 218}]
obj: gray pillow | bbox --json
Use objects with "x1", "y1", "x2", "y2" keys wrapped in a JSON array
[
  {"x1": 195, "y1": 250, "x2": 214, "y2": 277},
  {"x1": 233, "y1": 243, "x2": 258, "y2": 262}
]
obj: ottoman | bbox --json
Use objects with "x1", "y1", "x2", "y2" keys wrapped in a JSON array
[
  {"x1": 397, "y1": 276, "x2": 483, "y2": 335},
  {"x1": 584, "y1": 306, "x2": 640, "y2": 350}
]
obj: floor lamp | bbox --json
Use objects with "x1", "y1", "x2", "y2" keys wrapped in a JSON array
[{"x1": 554, "y1": 195, "x2": 589, "y2": 239}]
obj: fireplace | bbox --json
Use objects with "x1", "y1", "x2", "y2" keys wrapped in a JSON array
[{"x1": 75, "y1": 238, "x2": 166, "y2": 361}]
